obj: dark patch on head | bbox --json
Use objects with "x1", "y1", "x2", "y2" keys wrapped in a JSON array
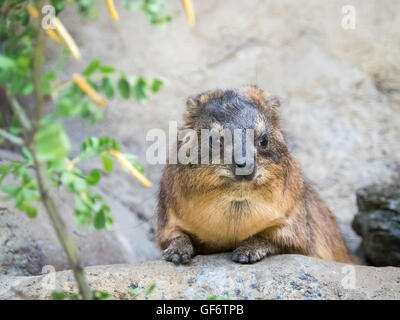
[{"x1": 202, "y1": 91, "x2": 262, "y2": 131}]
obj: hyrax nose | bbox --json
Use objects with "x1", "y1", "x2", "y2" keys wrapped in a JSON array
[
  {"x1": 235, "y1": 161, "x2": 247, "y2": 168},
  {"x1": 233, "y1": 158, "x2": 255, "y2": 181}
]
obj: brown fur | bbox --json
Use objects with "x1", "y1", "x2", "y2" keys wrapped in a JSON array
[{"x1": 157, "y1": 86, "x2": 354, "y2": 264}]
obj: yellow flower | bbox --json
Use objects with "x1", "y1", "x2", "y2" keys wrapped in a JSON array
[
  {"x1": 106, "y1": 0, "x2": 119, "y2": 20},
  {"x1": 181, "y1": 0, "x2": 195, "y2": 26},
  {"x1": 27, "y1": 4, "x2": 78, "y2": 55},
  {"x1": 73, "y1": 74, "x2": 107, "y2": 106},
  {"x1": 110, "y1": 150, "x2": 152, "y2": 187},
  {"x1": 53, "y1": 17, "x2": 81, "y2": 59},
  {"x1": 27, "y1": 4, "x2": 39, "y2": 18},
  {"x1": 46, "y1": 29, "x2": 62, "y2": 43}
]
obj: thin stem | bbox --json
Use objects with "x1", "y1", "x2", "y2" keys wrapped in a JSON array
[
  {"x1": 31, "y1": 151, "x2": 93, "y2": 300},
  {"x1": 9, "y1": 96, "x2": 32, "y2": 131},
  {"x1": 31, "y1": 0, "x2": 93, "y2": 300},
  {"x1": 32, "y1": 0, "x2": 46, "y2": 127},
  {"x1": 0, "y1": 128, "x2": 24, "y2": 145}
]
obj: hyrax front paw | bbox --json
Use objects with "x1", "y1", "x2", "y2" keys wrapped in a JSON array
[
  {"x1": 162, "y1": 236, "x2": 194, "y2": 265},
  {"x1": 232, "y1": 237, "x2": 270, "y2": 264},
  {"x1": 232, "y1": 246, "x2": 268, "y2": 264}
]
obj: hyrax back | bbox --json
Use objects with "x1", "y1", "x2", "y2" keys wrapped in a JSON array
[{"x1": 157, "y1": 86, "x2": 353, "y2": 265}]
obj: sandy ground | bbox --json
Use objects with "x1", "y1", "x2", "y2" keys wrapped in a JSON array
[{"x1": 2, "y1": 0, "x2": 400, "y2": 274}]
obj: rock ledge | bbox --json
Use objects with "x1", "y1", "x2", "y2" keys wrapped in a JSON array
[{"x1": 1, "y1": 254, "x2": 399, "y2": 300}]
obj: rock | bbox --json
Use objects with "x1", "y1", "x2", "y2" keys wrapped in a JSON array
[
  {"x1": 1, "y1": 254, "x2": 399, "y2": 300},
  {"x1": 355, "y1": 183, "x2": 400, "y2": 213},
  {"x1": 352, "y1": 183, "x2": 400, "y2": 266}
]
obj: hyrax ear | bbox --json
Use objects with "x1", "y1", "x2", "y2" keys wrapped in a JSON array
[
  {"x1": 240, "y1": 85, "x2": 280, "y2": 110},
  {"x1": 186, "y1": 96, "x2": 199, "y2": 111},
  {"x1": 185, "y1": 95, "x2": 203, "y2": 120},
  {"x1": 265, "y1": 95, "x2": 280, "y2": 109},
  {"x1": 185, "y1": 90, "x2": 218, "y2": 114},
  {"x1": 183, "y1": 94, "x2": 203, "y2": 128}
]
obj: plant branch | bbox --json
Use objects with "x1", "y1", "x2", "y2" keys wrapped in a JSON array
[
  {"x1": 31, "y1": 1, "x2": 93, "y2": 300},
  {"x1": 32, "y1": 0, "x2": 46, "y2": 127},
  {"x1": 0, "y1": 128, "x2": 24, "y2": 145},
  {"x1": 31, "y1": 151, "x2": 93, "y2": 300},
  {"x1": 9, "y1": 96, "x2": 32, "y2": 131}
]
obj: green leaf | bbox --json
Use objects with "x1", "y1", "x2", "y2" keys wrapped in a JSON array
[
  {"x1": 86, "y1": 169, "x2": 101, "y2": 186},
  {"x1": 9, "y1": 115, "x2": 21, "y2": 136},
  {"x1": 47, "y1": 159, "x2": 67, "y2": 171},
  {"x1": 99, "y1": 66, "x2": 115, "y2": 74},
  {"x1": 51, "y1": 292, "x2": 80, "y2": 300},
  {"x1": 10, "y1": 77, "x2": 32, "y2": 95},
  {"x1": 34, "y1": 123, "x2": 71, "y2": 162},
  {"x1": 133, "y1": 162, "x2": 144, "y2": 173},
  {"x1": 0, "y1": 55, "x2": 16, "y2": 70},
  {"x1": 144, "y1": 283, "x2": 156, "y2": 297},
  {"x1": 18, "y1": 10, "x2": 30, "y2": 25},
  {"x1": 206, "y1": 295, "x2": 230, "y2": 300},
  {"x1": 94, "y1": 210, "x2": 105, "y2": 229},
  {"x1": 87, "y1": 79, "x2": 99, "y2": 91},
  {"x1": 83, "y1": 59, "x2": 100, "y2": 76},
  {"x1": 0, "y1": 163, "x2": 19, "y2": 185},
  {"x1": 41, "y1": 71, "x2": 57, "y2": 95},
  {"x1": 50, "y1": 0, "x2": 67, "y2": 14},
  {"x1": 118, "y1": 77, "x2": 130, "y2": 99},
  {"x1": 106, "y1": 216, "x2": 114, "y2": 227},
  {"x1": 101, "y1": 154, "x2": 113, "y2": 173},
  {"x1": 123, "y1": 0, "x2": 140, "y2": 10},
  {"x1": 51, "y1": 292, "x2": 68, "y2": 300},
  {"x1": 21, "y1": 204, "x2": 37, "y2": 218},
  {"x1": 100, "y1": 78, "x2": 115, "y2": 98},
  {"x1": 73, "y1": 178, "x2": 87, "y2": 192},
  {"x1": 2, "y1": 185, "x2": 20, "y2": 198},
  {"x1": 93, "y1": 291, "x2": 111, "y2": 300},
  {"x1": 21, "y1": 81, "x2": 34, "y2": 95},
  {"x1": 61, "y1": 172, "x2": 74, "y2": 185},
  {"x1": 128, "y1": 0, "x2": 172, "y2": 25},
  {"x1": 21, "y1": 147, "x2": 33, "y2": 162},
  {"x1": 0, "y1": 19, "x2": 6, "y2": 37},
  {"x1": 76, "y1": 0, "x2": 97, "y2": 19},
  {"x1": 133, "y1": 77, "x2": 147, "y2": 103},
  {"x1": 151, "y1": 78, "x2": 163, "y2": 93},
  {"x1": 74, "y1": 202, "x2": 92, "y2": 226},
  {"x1": 80, "y1": 136, "x2": 120, "y2": 159}
]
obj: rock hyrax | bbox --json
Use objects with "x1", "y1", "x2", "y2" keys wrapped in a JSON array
[{"x1": 157, "y1": 86, "x2": 354, "y2": 264}]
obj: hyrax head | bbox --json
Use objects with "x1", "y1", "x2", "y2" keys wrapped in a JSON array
[{"x1": 181, "y1": 86, "x2": 288, "y2": 185}]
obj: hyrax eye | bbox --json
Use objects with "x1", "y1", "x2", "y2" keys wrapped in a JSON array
[{"x1": 258, "y1": 134, "x2": 268, "y2": 148}]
